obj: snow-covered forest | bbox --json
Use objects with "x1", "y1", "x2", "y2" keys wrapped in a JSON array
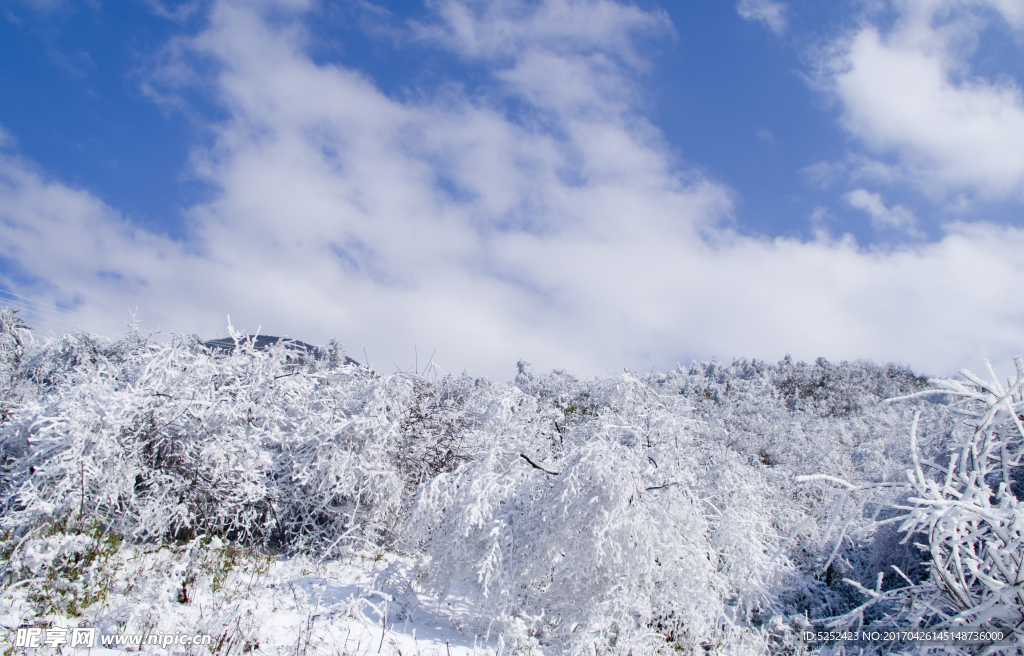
[{"x1": 0, "y1": 306, "x2": 1020, "y2": 655}]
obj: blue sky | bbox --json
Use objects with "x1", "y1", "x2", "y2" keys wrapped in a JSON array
[{"x1": 2, "y1": 0, "x2": 1024, "y2": 381}]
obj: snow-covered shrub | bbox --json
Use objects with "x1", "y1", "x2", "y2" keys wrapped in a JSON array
[
  {"x1": 0, "y1": 307, "x2": 32, "y2": 425},
  {"x1": 637, "y1": 357, "x2": 941, "y2": 615},
  {"x1": 406, "y1": 438, "x2": 720, "y2": 653},
  {"x1": 774, "y1": 356, "x2": 926, "y2": 418},
  {"x1": 800, "y1": 359, "x2": 1024, "y2": 649},
  {"x1": 0, "y1": 324, "x2": 408, "y2": 557},
  {"x1": 405, "y1": 371, "x2": 827, "y2": 654},
  {"x1": 0, "y1": 515, "x2": 123, "y2": 617},
  {"x1": 394, "y1": 376, "x2": 476, "y2": 490},
  {"x1": 669, "y1": 357, "x2": 929, "y2": 476}
]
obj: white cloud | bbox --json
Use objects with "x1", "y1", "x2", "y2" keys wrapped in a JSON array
[
  {"x1": 802, "y1": 160, "x2": 842, "y2": 189},
  {"x1": 817, "y1": 1, "x2": 1024, "y2": 201},
  {"x1": 808, "y1": 205, "x2": 833, "y2": 240},
  {"x1": 845, "y1": 188, "x2": 921, "y2": 234},
  {"x1": 415, "y1": 0, "x2": 672, "y2": 65},
  {"x1": 142, "y1": 1, "x2": 201, "y2": 23},
  {"x1": 0, "y1": 147, "x2": 210, "y2": 335},
  {"x1": 736, "y1": 0, "x2": 787, "y2": 35},
  {"x1": 2, "y1": 0, "x2": 1024, "y2": 380}
]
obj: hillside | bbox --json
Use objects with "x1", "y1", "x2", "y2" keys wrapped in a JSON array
[{"x1": 0, "y1": 307, "x2": 1020, "y2": 655}]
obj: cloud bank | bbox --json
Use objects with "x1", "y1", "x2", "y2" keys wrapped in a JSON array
[{"x1": 2, "y1": 0, "x2": 1024, "y2": 381}]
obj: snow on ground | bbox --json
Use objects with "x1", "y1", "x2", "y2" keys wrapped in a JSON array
[{"x1": 0, "y1": 538, "x2": 532, "y2": 655}]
